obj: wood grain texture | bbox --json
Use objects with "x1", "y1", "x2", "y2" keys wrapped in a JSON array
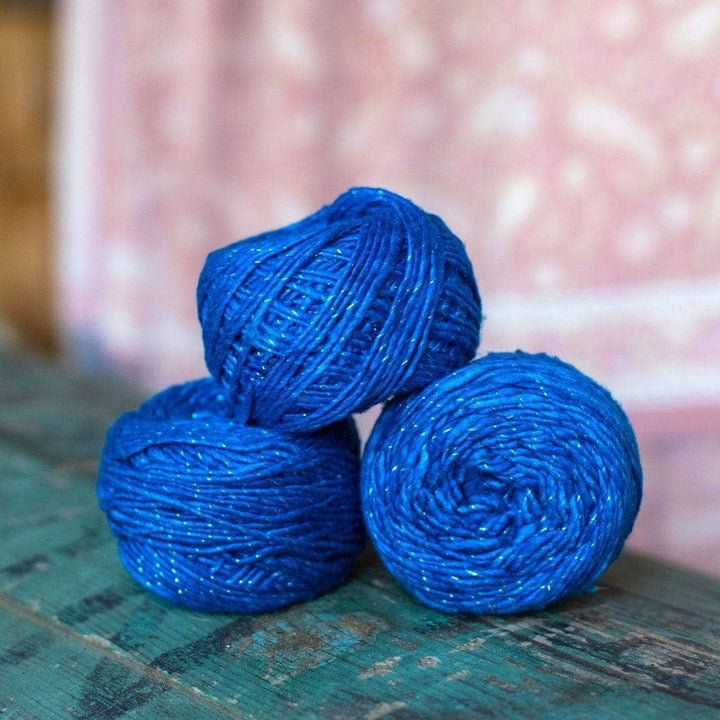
[
  {"x1": 0, "y1": 5, "x2": 55, "y2": 354},
  {"x1": 1, "y1": 349, "x2": 719, "y2": 719}
]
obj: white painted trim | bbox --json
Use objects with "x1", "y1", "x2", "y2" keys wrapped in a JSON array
[
  {"x1": 54, "y1": 0, "x2": 105, "y2": 339},
  {"x1": 482, "y1": 277, "x2": 720, "y2": 409},
  {"x1": 610, "y1": 368, "x2": 720, "y2": 409},
  {"x1": 485, "y1": 276, "x2": 720, "y2": 331}
]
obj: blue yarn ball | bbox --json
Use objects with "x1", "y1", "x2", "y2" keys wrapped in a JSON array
[
  {"x1": 197, "y1": 187, "x2": 481, "y2": 432},
  {"x1": 98, "y1": 378, "x2": 365, "y2": 613},
  {"x1": 361, "y1": 351, "x2": 642, "y2": 615}
]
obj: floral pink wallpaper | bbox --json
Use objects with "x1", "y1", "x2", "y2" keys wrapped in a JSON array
[{"x1": 58, "y1": 1, "x2": 720, "y2": 574}]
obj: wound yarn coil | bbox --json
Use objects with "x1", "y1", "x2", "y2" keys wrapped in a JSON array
[
  {"x1": 361, "y1": 351, "x2": 642, "y2": 615},
  {"x1": 197, "y1": 187, "x2": 482, "y2": 433},
  {"x1": 98, "y1": 378, "x2": 365, "y2": 613}
]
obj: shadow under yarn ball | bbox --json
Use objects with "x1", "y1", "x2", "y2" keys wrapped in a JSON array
[
  {"x1": 361, "y1": 351, "x2": 643, "y2": 615},
  {"x1": 197, "y1": 187, "x2": 482, "y2": 432},
  {"x1": 98, "y1": 379, "x2": 365, "y2": 613}
]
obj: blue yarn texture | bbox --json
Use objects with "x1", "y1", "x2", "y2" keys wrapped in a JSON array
[
  {"x1": 361, "y1": 351, "x2": 643, "y2": 615},
  {"x1": 98, "y1": 378, "x2": 365, "y2": 613},
  {"x1": 197, "y1": 187, "x2": 482, "y2": 433}
]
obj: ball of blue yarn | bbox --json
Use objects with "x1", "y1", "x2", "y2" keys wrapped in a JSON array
[
  {"x1": 98, "y1": 378, "x2": 365, "y2": 613},
  {"x1": 361, "y1": 351, "x2": 643, "y2": 615},
  {"x1": 197, "y1": 187, "x2": 481, "y2": 432}
]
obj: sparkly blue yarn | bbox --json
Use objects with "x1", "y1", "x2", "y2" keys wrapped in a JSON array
[
  {"x1": 197, "y1": 187, "x2": 482, "y2": 433},
  {"x1": 361, "y1": 351, "x2": 643, "y2": 615},
  {"x1": 98, "y1": 378, "x2": 365, "y2": 613}
]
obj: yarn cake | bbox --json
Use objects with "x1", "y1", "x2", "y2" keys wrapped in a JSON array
[
  {"x1": 361, "y1": 351, "x2": 642, "y2": 614},
  {"x1": 197, "y1": 187, "x2": 482, "y2": 433},
  {"x1": 98, "y1": 378, "x2": 365, "y2": 613}
]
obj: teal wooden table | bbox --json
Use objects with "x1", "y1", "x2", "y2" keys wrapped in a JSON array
[{"x1": 1, "y1": 350, "x2": 719, "y2": 719}]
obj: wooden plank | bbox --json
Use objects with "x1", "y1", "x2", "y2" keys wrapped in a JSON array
[
  {"x1": 2, "y1": 440, "x2": 719, "y2": 719},
  {"x1": 0, "y1": 597, "x2": 238, "y2": 719},
  {"x1": 603, "y1": 551, "x2": 720, "y2": 617},
  {"x1": 0, "y1": 350, "x2": 142, "y2": 465},
  {"x1": 1, "y1": 351, "x2": 720, "y2": 718}
]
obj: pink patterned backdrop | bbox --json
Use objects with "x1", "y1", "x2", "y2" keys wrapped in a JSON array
[{"x1": 58, "y1": 1, "x2": 720, "y2": 575}]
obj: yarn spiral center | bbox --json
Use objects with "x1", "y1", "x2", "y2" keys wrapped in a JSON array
[{"x1": 361, "y1": 351, "x2": 642, "y2": 614}]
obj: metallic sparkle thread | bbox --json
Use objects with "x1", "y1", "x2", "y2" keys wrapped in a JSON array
[
  {"x1": 98, "y1": 378, "x2": 365, "y2": 613},
  {"x1": 361, "y1": 351, "x2": 643, "y2": 615},
  {"x1": 197, "y1": 187, "x2": 482, "y2": 433}
]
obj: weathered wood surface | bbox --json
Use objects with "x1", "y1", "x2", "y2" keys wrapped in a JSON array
[{"x1": 1, "y1": 349, "x2": 719, "y2": 719}]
